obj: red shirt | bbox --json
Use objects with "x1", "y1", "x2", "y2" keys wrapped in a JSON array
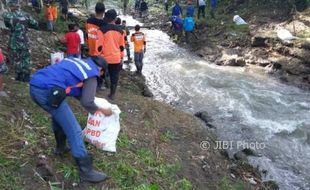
[
  {"x1": 0, "y1": 49, "x2": 5, "y2": 63},
  {"x1": 61, "y1": 32, "x2": 81, "y2": 55}
]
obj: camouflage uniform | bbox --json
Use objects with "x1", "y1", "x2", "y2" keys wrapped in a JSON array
[{"x1": 2, "y1": 1, "x2": 38, "y2": 81}]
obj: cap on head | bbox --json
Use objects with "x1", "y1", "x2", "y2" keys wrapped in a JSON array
[{"x1": 104, "y1": 9, "x2": 117, "y2": 23}]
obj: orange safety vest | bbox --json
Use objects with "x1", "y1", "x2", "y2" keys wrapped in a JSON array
[
  {"x1": 85, "y1": 23, "x2": 105, "y2": 57},
  {"x1": 46, "y1": 6, "x2": 54, "y2": 21},
  {"x1": 131, "y1": 32, "x2": 145, "y2": 53}
]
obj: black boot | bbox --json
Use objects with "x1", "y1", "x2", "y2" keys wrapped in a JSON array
[
  {"x1": 75, "y1": 155, "x2": 107, "y2": 183},
  {"x1": 22, "y1": 73, "x2": 31, "y2": 82},
  {"x1": 108, "y1": 84, "x2": 117, "y2": 100},
  {"x1": 15, "y1": 73, "x2": 22, "y2": 81},
  {"x1": 54, "y1": 131, "x2": 70, "y2": 156}
]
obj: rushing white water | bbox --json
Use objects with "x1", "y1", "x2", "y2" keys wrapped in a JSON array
[
  {"x1": 94, "y1": 1, "x2": 310, "y2": 189},
  {"x1": 141, "y1": 30, "x2": 310, "y2": 190}
]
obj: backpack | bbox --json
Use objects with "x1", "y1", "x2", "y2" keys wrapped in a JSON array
[{"x1": 183, "y1": 17, "x2": 195, "y2": 32}]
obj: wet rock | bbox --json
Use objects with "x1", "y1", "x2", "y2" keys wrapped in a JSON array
[
  {"x1": 265, "y1": 62, "x2": 282, "y2": 74},
  {"x1": 246, "y1": 177, "x2": 257, "y2": 185},
  {"x1": 142, "y1": 86, "x2": 153, "y2": 97},
  {"x1": 224, "y1": 58, "x2": 246, "y2": 67},
  {"x1": 263, "y1": 180, "x2": 279, "y2": 190},
  {"x1": 194, "y1": 111, "x2": 215, "y2": 128},
  {"x1": 242, "y1": 148, "x2": 259, "y2": 157},
  {"x1": 300, "y1": 42, "x2": 310, "y2": 50},
  {"x1": 220, "y1": 150, "x2": 230, "y2": 159},
  {"x1": 233, "y1": 151, "x2": 248, "y2": 162},
  {"x1": 251, "y1": 36, "x2": 268, "y2": 47}
]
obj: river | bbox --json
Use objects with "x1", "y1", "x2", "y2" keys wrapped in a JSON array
[{"x1": 92, "y1": 1, "x2": 310, "y2": 189}]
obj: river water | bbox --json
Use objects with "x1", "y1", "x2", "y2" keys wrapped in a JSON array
[{"x1": 93, "y1": 1, "x2": 310, "y2": 189}]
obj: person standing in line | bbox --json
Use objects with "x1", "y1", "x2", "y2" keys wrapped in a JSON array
[
  {"x1": 59, "y1": 0, "x2": 69, "y2": 21},
  {"x1": 131, "y1": 24, "x2": 146, "y2": 75},
  {"x1": 0, "y1": 48, "x2": 8, "y2": 97},
  {"x1": 101, "y1": 9, "x2": 125, "y2": 100},
  {"x1": 210, "y1": 0, "x2": 217, "y2": 18},
  {"x1": 60, "y1": 23, "x2": 81, "y2": 57},
  {"x1": 45, "y1": 2, "x2": 57, "y2": 33},
  {"x1": 164, "y1": 0, "x2": 169, "y2": 12},
  {"x1": 2, "y1": 0, "x2": 38, "y2": 82},
  {"x1": 85, "y1": 2, "x2": 109, "y2": 90},
  {"x1": 197, "y1": 0, "x2": 206, "y2": 19},
  {"x1": 115, "y1": 17, "x2": 125, "y2": 69},
  {"x1": 75, "y1": 23, "x2": 85, "y2": 58},
  {"x1": 121, "y1": 20, "x2": 132, "y2": 63},
  {"x1": 172, "y1": 1, "x2": 182, "y2": 16},
  {"x1": 29, "y1": 57, "x2": 111, "y2": 183},
  {"x1": 186, "y1": 1, "x2": 194, "y2": 17},
  {"x1": 183, "y1": 12, "x2": 196, "y2": 43}
]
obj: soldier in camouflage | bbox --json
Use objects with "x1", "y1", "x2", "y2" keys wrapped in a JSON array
[{"x1": 2, "y1": 0, "x2": 38, "y2": 82}]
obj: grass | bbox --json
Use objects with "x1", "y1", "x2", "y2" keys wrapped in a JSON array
[
  {"x1": 159, "y1": 130, "x2": 174, "y2": 142},
  {"x1": 0, "y1": 153, "x2": 23, "y2": 190},
  {"x1": 56, "y1": 162, "x2": 80, "y2": 182},
  {"x1": 218, "y1": 177, "x2": 245, "y2": 190}
]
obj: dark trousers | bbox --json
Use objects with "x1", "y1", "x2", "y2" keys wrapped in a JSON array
[
  {"x1": 198, "y1": 5, "x2": 206, "y2": 19},
  {"x1": 108, "y1": 63, "x2": 121, "y2": 86},
  {"x1": 134, "y1": 51, "x2": 144, "y2": 73}
]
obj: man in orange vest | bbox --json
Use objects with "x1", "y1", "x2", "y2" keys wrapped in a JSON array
[
  {"x1": 101, "y1": 9, "x2": 125, "y2": 100},
  {"x1": 85, "y1": 2, "x2": 108, "y2": 90},
  {"x1": 131, "y1": 24, "x2": 146, "y2": 75},
  {"x1": 45, "y1": 2, "x2": 57, "y2": 32}
]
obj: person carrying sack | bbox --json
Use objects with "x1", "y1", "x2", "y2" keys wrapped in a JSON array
[{"x1": 29, "y1": 57, "x2": 112, "y2": 183}]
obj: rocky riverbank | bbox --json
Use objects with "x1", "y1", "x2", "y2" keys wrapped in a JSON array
[{"x1": 141, "y1": 0, "x2": 310, "y2": 91}]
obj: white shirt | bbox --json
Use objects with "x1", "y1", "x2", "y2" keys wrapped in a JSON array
[
  {"x1": 198, "y1": 0, "x2": 206, "y2": 6},
  {"x1": 76, "y1": 29, "x2": 85, "y2": 45}
]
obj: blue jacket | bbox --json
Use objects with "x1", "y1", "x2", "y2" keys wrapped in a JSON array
[
  {"x1": 210, "y1": 0, "x2": 217, "y2": 9},
  {"x1": 172, "y1": 4, "x2": 182, "y2": 16},
  {"x1": 30, "y1": 57, "x2": 100, "y2": 97},
  {"x1": 183, "y1": 16, "x2": 195, "y2": 32},
  {"x1": 186, "y1": 4, "x2": 195, "y2": 17},
  {"x1": 170, "y1": 16, "x2": 183, "y2": 31}
]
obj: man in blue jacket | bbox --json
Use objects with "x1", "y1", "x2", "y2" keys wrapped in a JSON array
[
  {"x1": 210, "y1": 0, "x2": 217, "y2": 18},
  {"x1": 29, "y1": 57, "x2": 112, "y2": 183},
  {"x1": 186, "y1": 1, "x2": 194, "y2": 17},
  {"x1": 172, "y1": 2, "x2": 182, "y2": 16}
]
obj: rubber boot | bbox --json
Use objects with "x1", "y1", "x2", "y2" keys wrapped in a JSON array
[
  {"x1": 75, "y1": 154, "x2": 107, "y2": 183},
  {"x1": 15, "y1": 73, "x2": 22, "y2": 81},
  {"x1": 54, "y1": 131, "x2": 70, "y2": 156},
  {"x1": 108, "y1": 84, "x2": 117, "y2": 100},
  {"x1": 22, "y1": 73, "x2": 31, "y2": 82}
]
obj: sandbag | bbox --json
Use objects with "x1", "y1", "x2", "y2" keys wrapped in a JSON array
[
  {"x1": 50, "y1": 52, "x2": 64, "y2": 64},
  {"x1": 233, "y1": 15, "x2": 247, "y2": 25},
  {"x1": 83, "y1": 97, "x2": 121, "y2": 152}
]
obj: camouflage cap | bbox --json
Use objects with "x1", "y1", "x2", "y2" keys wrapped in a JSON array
[{"x1": 7, "y1": 0, "x2": 20, "y2": 7}]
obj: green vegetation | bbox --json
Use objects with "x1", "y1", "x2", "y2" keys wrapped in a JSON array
[{"x1": 218, "y1": 177, "x2": 245, "y2": 190}]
